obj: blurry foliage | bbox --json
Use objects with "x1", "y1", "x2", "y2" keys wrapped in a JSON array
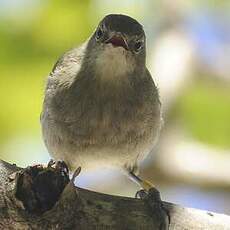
[
  {"x1": 0, "y1": 1, "x2": 96, "y2": 149},
  {"x1": 174, "y1": 79, "x2": 230, "y2": 149}
]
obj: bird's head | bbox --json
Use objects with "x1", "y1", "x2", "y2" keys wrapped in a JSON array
[{"x1": 86, "y1": 14, "x2": 146, "y2": 80}]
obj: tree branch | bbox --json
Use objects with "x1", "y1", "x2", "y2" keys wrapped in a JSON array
[{"x1": 1, "y1": 159, "x2": 230, "y2": 230}]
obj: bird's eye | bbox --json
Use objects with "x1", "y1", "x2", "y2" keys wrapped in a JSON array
[
  {"x1": 134, "y1": 41, "x2": 143, "y2": 52},
  {"x1": 96, "y1": 27, "x2": 103, "y2": 40}
]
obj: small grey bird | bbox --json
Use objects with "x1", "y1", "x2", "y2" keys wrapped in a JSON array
[{"x1": 41, "y1": 14, "x2": 162, "y2": 191}]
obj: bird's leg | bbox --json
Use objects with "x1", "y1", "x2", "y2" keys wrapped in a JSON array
[
  {"x1": 129, "y1": 171, "x2": 157, "y2": 199},
  {"x1": 129, "y1": 170, "x2": 160, "y2": 199},
  {"x1": 129, "y1": 171, "x2": 170, "y2": 229},
  {"x1": 129, "y1": 171, "x2": 154, "y2": 193}
]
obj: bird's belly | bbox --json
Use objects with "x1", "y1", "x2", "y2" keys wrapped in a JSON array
[
  {"x1": 42, "y1": 110, "x2": 160, "y2": 172},
  {"x1": 41, "y1": 88, "x2": 162, "y2": 171}
]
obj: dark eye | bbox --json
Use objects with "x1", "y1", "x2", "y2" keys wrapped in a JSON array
[
  {"x1": 96, "y1": 27, "x2": 103, "y2": 40},
  {"x1": 134, "y1": 41, "x2": 143, "y2": 52}
]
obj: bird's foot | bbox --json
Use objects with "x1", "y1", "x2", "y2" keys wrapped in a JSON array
[
  {"x1": 47, "y1": 159, "x2": 69, "y2": 178},
  {"x1": 135, "y1": 186, "x2": 160, "y2": 201},
  {"x1": 136, "y1": 187, "x2": 170, "y2": 229},
  {"x1": 15, "y1": 159, "x2": 70, "y2": 214},
  {"x1": 47, "y1": 159, "x2": 82, "y2": 185}
]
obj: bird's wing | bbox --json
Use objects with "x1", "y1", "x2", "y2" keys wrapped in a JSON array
[
  {"x1": 47, "y1": 42, "x2": 88, "y2": 91},
  {"x1": 41, "y1": 42, "x2": 87, "y2": 123},
  {"x1": 145, "y1": 68, "x2": 161, "y2": 106}
]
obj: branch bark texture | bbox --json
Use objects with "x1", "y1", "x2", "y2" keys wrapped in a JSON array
[{"x1": 0, "y1": 160, "x2": 230, "y2": 230}]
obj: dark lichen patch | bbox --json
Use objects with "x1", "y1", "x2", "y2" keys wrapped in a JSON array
[{"x1": 15, "y1": 161, "x2": 70, "y2": 214}]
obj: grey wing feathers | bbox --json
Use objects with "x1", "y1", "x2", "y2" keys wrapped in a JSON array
[
  {"x1": 45, "y1": 43, "x2": 87, "y2": 92},
  {"x1": 50, "y1": 41, "x2": 87, "y2": 78},
  {"x1": 50, "y1": 54, "x2": 65, "y2": 75},
  {"x1": 145, "y1": 68, "x2": 161, "y2": 106},
  {"x1": 41, "y1": 44, "x2": 86, "y2": 123}
]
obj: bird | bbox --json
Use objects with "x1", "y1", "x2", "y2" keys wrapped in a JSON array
[{"x1": 41, "y1": 14, "x2": 162, "y2": 192}]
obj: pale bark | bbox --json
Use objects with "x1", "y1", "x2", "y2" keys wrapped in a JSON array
[{"x1": 1, "y1": 160, "x2": 230, "y2": 230}]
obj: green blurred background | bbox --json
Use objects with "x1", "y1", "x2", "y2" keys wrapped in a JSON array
[{"x1": 0, "y1": 0, "x2": 230, "y2": 214}]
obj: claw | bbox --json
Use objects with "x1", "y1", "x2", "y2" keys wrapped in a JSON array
[
  {"x1": 55, "y1": 161, "x2": 69, "y2": 176},
  {"x1": 47, "y1": 160, "x2": 69, "y2": 178},
  {"x1": 48, "y1": 159, "x2": 55, "y2": 167},
  {"x1": 135, "y1": 189, "x2": 148, "y2": 199}
]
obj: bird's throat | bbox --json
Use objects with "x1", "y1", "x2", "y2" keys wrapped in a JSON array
[{"x1": 95, "y1": 44, "x2": 135, "y2": 81}]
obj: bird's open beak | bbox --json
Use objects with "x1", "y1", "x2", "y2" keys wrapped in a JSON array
[{"x1": 105, "y1": 34, "x2": 129, "y2": 50}]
